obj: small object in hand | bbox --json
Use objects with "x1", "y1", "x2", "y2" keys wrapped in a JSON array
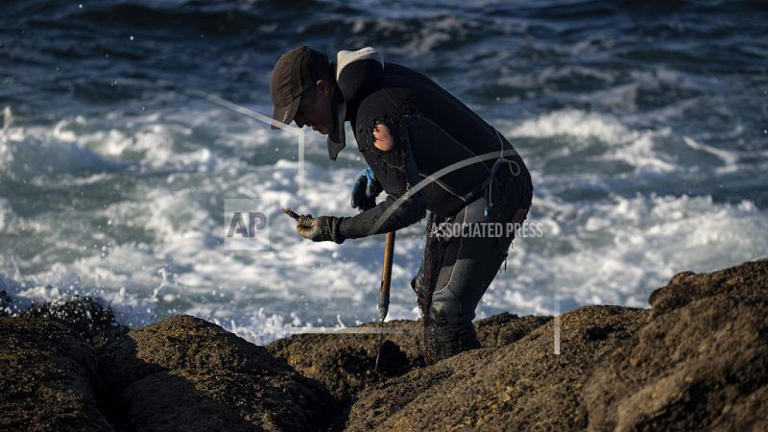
[
  {"x1": 281, "y1": 209, "x2": 343, "y2": 243},
  {"x1": 282, "y1": 208, "x2": 300, "y2": 220}
]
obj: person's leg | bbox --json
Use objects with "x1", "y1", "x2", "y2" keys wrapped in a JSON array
[
  {"x1": 423, "y1": 197, "x2": 525, "y2": 363},
  {"x1": 411, "y1": 212, "x2": 443, "y2": 319}
]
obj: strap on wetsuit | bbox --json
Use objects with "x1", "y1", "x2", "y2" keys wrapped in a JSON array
[{"x1": 481, "y1": 130, "x2": 521, "y2": 217}]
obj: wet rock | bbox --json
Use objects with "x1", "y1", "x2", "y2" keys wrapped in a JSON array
[
  {"x1": 0, "y1": 317, "x2": 114, "y2": 432},
  {"x1": 3, "y1": 259, "x2": 766, "y2": 432},
  {"x1": 342, "y1": 305, "x2": 645, "y2": 432},
  {"x1": 266, "y1": 312, "x2": 550, "y2": 407},
  {"x1": 267, "y1": 319, "x2": 425, "y2": 403},
  {"x1": 3, "y1": 306, "x2": 335, "y2": 432},
  {"x1": 648, "y1": 259, "x2": 768, "y2": 315},
  {"x1": 339, "y1": 259, "x2": 768, "y2": 431},
  {"x1": 0, "y1": 289, "x2": 10, "y2": 316},
  {"x1": 22, "y1": 296, "x2": 127, "y2": 344},
  {"x1": 100, "y1": 315, "x2": 333, "y2": 432},
  {"x1": 584, "y1": 259, "x2": 768, "y2": 431},
  {"x1": 474, "y1": 312, "x2": 553, "y2": 348}
]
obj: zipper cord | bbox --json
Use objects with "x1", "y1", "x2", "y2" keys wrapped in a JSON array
[{"x1": 482, "y1": 130, "x2": 521, "y2": 217}]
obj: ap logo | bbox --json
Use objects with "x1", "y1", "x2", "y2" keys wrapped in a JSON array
[{"x1": 224, "y1": 199, "x2": 270, "y2": 251}]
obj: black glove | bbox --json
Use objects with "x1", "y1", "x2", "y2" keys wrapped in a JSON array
[
  {"x1": 351, "y1": 168, "x2": 383, "y2": 212},
  {"x1": 294, "y1": 213, "x2": 346, "y2": 244}
]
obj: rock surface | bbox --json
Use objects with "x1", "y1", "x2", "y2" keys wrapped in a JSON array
[
  {"x1": 339, "y1": 259, "x2": 768, "y2": 432},
  {"x1": 266, "y1": 319, "x2": 424, "y2": 403},
  {"x1": 0, "y1": 289, "x2": 10, "y2": 316},
  {"x1": 342, "y1": 305, "x2": 645, "y2": 431},
  {"x1": 265, "y1": 312, "x2": 551, "y2": 404},
  {"x1": 584, "y1": 259, "x2": 768, "y2": 432},
  {"x1": 22, "y1": 296, "x2": 126, "y2": 344},
  {"x1": 0, "y1": 317, "x2": 114, "y2": 432},
  {"x1": 99, "y1": 315, "x2": 333, "y2": 432},
  {"x1": 2, "y1": 303, "x2": 333, "y2": 432},
  {"x1": 1, "y1": 258, "x2": 766, "y2": 431}
]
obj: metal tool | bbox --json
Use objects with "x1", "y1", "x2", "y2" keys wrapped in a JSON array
[
  {"x1": 282, "y1": 208, "x2": 301, "y2": 220},
  {"x1": 284, "y1": 207, "x2": 396, "y2": 372},
  {"x1": 375, "y1": 230, "x2": 396, "y2": 373}
]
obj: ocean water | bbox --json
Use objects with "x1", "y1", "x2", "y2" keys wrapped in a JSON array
[{"x1": 1, "y1": 0, "x2": 767, "y2": 344}]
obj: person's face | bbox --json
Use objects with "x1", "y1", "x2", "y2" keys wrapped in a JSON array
[{"x1": 293, "y1": 79, "x2": 334, "y2": 135}]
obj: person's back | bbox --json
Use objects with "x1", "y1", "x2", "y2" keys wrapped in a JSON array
[{"x1": 358, "y1": 62, "x2": 532, "y2": 217}]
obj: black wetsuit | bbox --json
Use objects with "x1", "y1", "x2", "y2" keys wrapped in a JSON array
[{"x1": 330, "y1": 52, "x2": 533, "y2": 363}]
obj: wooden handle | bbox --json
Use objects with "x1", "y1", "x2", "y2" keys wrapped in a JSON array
[
  {"x1": 381, "y1": 231, "x2": 396, "y2": 291},
  {"x1": 377, "y1": 231, "x2": 396, "y2": 321}
]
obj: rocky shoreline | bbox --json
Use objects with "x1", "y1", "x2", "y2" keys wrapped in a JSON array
[{"x1": 1, "y1": 259, "x2": 766, "y2": 431}]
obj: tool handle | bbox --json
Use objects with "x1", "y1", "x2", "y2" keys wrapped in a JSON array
[{"x1": 378, "y1": 231, "x2": 396, "y2": 321}]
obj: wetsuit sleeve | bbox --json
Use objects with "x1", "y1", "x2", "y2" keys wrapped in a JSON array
[
  {"x1": 337, "y1": 119, "x2": 427, "y2": 239},
  {"x1": 338, "y1": 188, "x2": 426, "y2": 239}
]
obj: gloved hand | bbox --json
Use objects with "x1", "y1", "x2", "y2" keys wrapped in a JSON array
[
  {"x1": 294, "y1": 213, "x2": 345, "y2": 244},
  {"x1": 351, "y1": 168, "x2": 383, "y2": 212}
]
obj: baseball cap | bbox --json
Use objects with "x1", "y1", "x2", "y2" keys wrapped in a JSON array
[{"x1": 270, "y1": 46, "x2": 330, "y2": 129}]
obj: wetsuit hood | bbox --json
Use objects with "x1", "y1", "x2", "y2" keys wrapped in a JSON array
[{"x1": 327, "y1": 47, "x2": 384, "y2": 160}]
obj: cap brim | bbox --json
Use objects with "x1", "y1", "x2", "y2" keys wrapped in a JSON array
[{"x1": 270, "y1": 97, "x2": 301, "y2": 130}]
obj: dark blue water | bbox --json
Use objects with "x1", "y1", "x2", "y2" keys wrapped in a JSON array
[{"x1": 1, "y1": 0, "x2": 766, "y2": 343}]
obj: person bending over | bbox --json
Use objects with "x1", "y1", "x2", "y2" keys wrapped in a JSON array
[{"x1": 270, "y1": 46, "x2": 533, "y2": 364}]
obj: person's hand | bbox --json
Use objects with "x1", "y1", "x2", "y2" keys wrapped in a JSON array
[
  {"x1": 351, "y1": 168, "x2": 383, "y2": 212},
  {"x1": 282, "y1": 209, "x2": 345, "y2": 243}
]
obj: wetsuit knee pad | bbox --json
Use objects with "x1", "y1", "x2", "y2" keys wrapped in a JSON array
[
  {"x1": 427, "y1": 294, "x2": 465, "y2": 329},
  {"x1": 424, "y1": 299, "x2": 481, "y2": 364}
]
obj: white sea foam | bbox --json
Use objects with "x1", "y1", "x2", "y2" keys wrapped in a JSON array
[
  {"x1": 506, "y1": 108, "x2": 749, "y2": 177},
  {"x1": 508, "y1": 109, "x2": 635, "y2": 144},
  {"x1": 482, "y1": 192, "x2": 768, "y2": 315}
]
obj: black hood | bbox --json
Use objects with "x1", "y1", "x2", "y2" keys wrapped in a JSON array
[{"x1": 327, "y1": 47, "x2": 384, "y2": 160}]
